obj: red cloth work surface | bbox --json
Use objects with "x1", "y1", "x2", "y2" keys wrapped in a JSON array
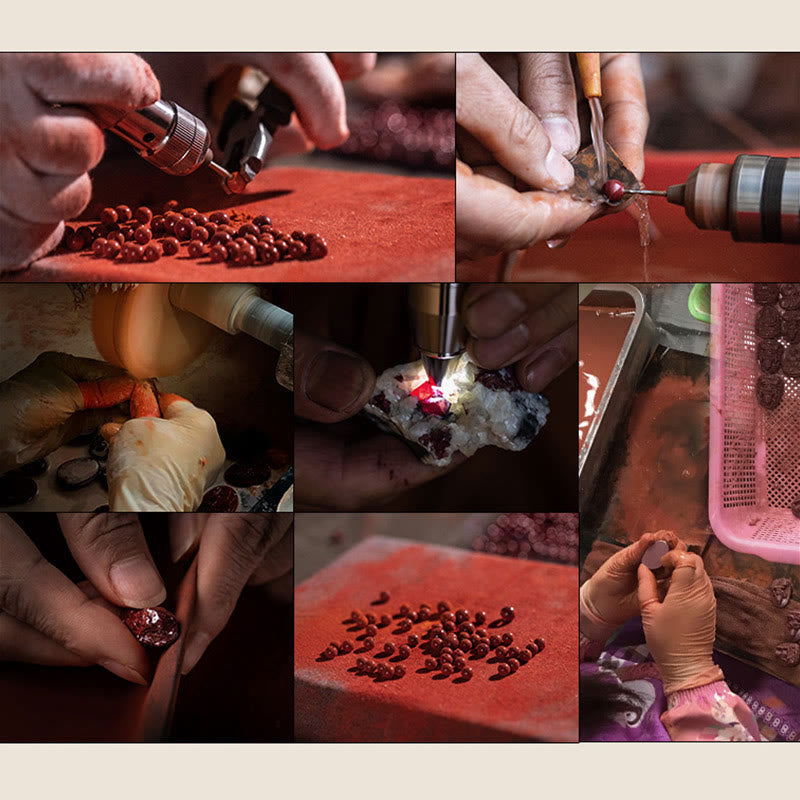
[
  {"x1": 13, "y1": 166, "x2": 455, "y2": 283},
  {"x1": 458, "y1": 150, "x2": 799, "y2": 283},
  {"x1": 295, "y1": 535, "x2": 578, "y2": 742}
]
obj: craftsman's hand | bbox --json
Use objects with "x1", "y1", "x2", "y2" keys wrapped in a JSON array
[
  {"x1": 104, "y1": 393, "x2": 225, "y2": 512},
  {"x1": 0, "y1": 352, "x2": 133, "y2": 475},
  {"x1": 464, "y1": 283, "x2": 577, "y2": 393},
  {"x1": 294, "y1": 331, "x2": 464, "y2": 509},
  {"x1": 580, "y1": 531, "x2": 685, "y2": 641},
  {"x1": 0, "y1": 513, "x2": 154, "y2": 684},
  {"x1": 456, "y1": 53, "x2": 648, "y2": 260},
  {"x1": 638, "y1": 550, "x2": 724, "y2": 694},
  {"x1": 168, "y1": 513, "x2": 293, "y2": 674},
  {"x1": 0, "y1": 53, "x2": 160, "y2": 272},
  {"x1": 144, "y1": 53, "x2": 375, "y2": 157}
]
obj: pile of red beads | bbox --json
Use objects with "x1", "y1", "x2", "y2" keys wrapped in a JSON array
[
  {"x1": 319, "y1": 598, "x2": 545, "y2": 683},
  {"x1": 336, "y1": 101, "x2": 455, "y2": 172},
  {"x1": 472, "y1": 513, "x2": 579, "y2": 565},
  {"x1": 59, "y1": 201, "x2": 328, "y2": 266}
]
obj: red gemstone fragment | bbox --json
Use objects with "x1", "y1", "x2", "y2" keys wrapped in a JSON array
[
  {"x1": 410, "y1": 380, "x2": 450, "y2": 417},
  {"x1": 123, "y1": 607, "x2": 180, "y2": 649}
]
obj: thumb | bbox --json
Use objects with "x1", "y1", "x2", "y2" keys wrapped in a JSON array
[
  {"x1": 637, "y1": 564, "x2": 660, "y2": 610},
  {"x1": 294, "y1": 331, "x2": 375, "y2": 424},
  {"x1": 158, "y1": 392, "x2": 192, "y2": 417},
  {"x1": 100, "y1": 421, "x2": 123, "y2": 444}
]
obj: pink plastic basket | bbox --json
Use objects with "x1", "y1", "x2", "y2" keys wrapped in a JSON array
[{"x1": 709, "y1": 284, "x2": 800, "y2": 564}]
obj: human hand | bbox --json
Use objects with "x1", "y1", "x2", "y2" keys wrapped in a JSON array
[
  {"x1": 294, "y1": 331, "x2": 463, "y2": 509},
  {"x1": 168, "y1": 513, "x2": 293, "y2": 674},
  {"x1": 638, "y1": 550, "x2": 724, "y2": 694},
  {"x1": 103, "y1": 392, "x2": 225, "y2": 512},
  {"x1": 463, "y1": 283, "x2": 577, "y2": 393},
  {"x1": 0, "y1": 53, "x2": 160, "y2": 271},
  {"x1": 456, "y1": 53, "x2": 648, "y2": 260},
  {"x1": 0, "y1": 352, "x2": 134, "y2": 475},
  {"x1": 580, "y1": 531, "x2": 685, "y2": 641},
  {"x1": 0, "y1": 512, "x2": 163, "y2": 684}
]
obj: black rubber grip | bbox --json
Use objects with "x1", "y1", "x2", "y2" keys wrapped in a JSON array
[{"x1": 760, "y1": 156, "x2": 787, "y2": 243}]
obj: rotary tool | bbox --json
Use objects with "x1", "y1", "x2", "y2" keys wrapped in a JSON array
[
  {"x1": 623, "y1": 154, "x2": 800, "y2": 243},
  {"x1": 90, "y1": 79, "x2": 294, "y2": 194},
  {"x1": 409, "y1": 283, "x2": 466, "y2": 387}
]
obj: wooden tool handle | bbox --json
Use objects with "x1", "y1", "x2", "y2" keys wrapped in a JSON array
[{"x1": 577, "y1": 53, "x2": 602, "y2": 98}]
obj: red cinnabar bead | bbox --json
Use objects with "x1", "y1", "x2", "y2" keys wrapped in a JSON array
[
  {"x1": 461, "y1": 667, "x2": 473, "y2": 680},
  {"x1": 497, "y1": 663, "x2": 511, "y2": 677},
  {"x1": 501, "y1": 606, "x2": 515, "y2": 622},
  {"x1": 602, "y1": 179, "x2": 625, "y2": 203}
]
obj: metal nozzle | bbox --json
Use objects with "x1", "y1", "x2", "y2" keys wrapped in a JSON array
[
  {"x1": 409, "y1": 283, "x2": 465, "y2": 385},
  {"x1": 95, "y1": 99, "x2": 213, "y2": 176}
]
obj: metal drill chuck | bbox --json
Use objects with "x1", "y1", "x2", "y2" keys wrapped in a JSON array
[
  {"x1": 409, "y1": 283, "x2": 466, "y2": 385},
  {"x1": 93, "y1": 99, "x2": 213, "y2": 176},
  {"x1": 671, "y1": 155, "x2": 800, "y2": 243}
]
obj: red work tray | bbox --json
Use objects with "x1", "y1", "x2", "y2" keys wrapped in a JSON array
[{"x1": 295, "y1": 535, "x2": 578, "y2": 742}]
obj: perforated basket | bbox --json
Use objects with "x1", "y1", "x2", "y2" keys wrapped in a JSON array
[{"x1": 709, "y1": 284, "x2": 800, "y2": 564}]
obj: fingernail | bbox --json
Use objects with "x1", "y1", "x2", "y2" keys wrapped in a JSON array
[
  {"x1": 99, "y1": 659, "x2": 148, "y2": 686},
  {"x1": 545, "y1": 147, "x2": 574, "y2": 190},
  {"x1": 305, "y1": 350, "x2": 369, "y2": 413},
  {"x1": 109, "y1": 555, "x2": 166, "y2": 608},
  {"x1": 546, "y1": 236, "x2": 570, "y2": 250},
  {"x1": 524, "y1": 349, "x2": 567, "y2": 393},
  {"x1": 465, "y1": 288, "x2": 526, "y2": 338},
  {"x1": 541, "y1": 116, "x2": 578, "y2": 157},
  {"x1": 181, "y1": 632, "x2": 210, "y2": 675}
]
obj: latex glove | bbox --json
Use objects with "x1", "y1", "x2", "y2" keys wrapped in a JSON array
[
  {"x1": 637, "y1": 550, "x2": 724, "y2": 694},
  {"x1": 104, "y1": 393, "x2": 225, "y2": 512},
  {"x1": 464, "y1": 283, "x2": 577, "y2": 393},
  {"x1": 0, "y1": 513, "x2": 150, "y2": 684},
  {"x1": 168, "y1": 513, "x2": 294, "y2": 674},
  {"x1": 580, "y1": 531, "x2": 685, "y2": 641},
  {"x1": 142, "y1": 53, "x2": 376, "y2": 157},
  {"x1": 456, "y1": 53, "x2": 648, "y2": 260},
  {"x1": 0, "y1": 352, "x2": 134, "y2": 474},
  {"x1": 294, "y1": 330, "x2": 464, "y2": 509},
  {"x1": 0, "y1": 53, "x2": 160, "y2": 272}
]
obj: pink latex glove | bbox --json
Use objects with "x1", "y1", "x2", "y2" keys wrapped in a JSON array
[
  {"x1": 580, "y1": 530, "x2": 685, "y2": 641},
  {"x1": 637, "y1": 550, "x2": 724, "y2": 694},
  {"x1": 0, "y1": 53, "x2": 160, "y2": 272}
]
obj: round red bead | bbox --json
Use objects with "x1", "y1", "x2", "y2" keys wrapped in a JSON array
[
  {"x1": 497, "y1": 663, "x2": 510, "y2": 677},
  {"x1": 363, "y1": 637, "x2": 374, "y2": 650},
  {"x1": 602, "y1": 179, "x2": 625, "y2": 203},
  {"x1": 461, "y1": 667, "x2": 473, "y2": 680}
]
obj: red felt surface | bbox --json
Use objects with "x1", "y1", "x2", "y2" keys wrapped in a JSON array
[
  {"x1": 458, "y1": 150, "x2": 798, "y2": 283},
  {"x1": 295, "y1": 536, "x2": 578, "y2": 742},
  {"x1": 12, "y1": 165, "x2": 455, "y2": 283}
]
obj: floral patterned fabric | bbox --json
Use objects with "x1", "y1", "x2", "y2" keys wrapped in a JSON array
[{"x1": 578, "y1": 619, "x2": 793, "y2": 742}]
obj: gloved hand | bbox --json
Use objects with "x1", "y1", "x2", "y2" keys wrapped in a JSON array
[
  {"x1": 0, "y1": 352, "x2": 133, "y2": 474},
  {"x1": 104, "y1": 392, "x2": 225, "y2": 512},
  {"x1": 637, "y1": 550, "x2": 724, "y2": 694},
  {"x1": 580, "y1": 530, "x2": 684, "y2": 641},
  {"x1": 0, "y1": 53, "x2": 160, "y2": 272},
  {"x1": 456, "y1": 53, "x2": 648, "y2": 260}
]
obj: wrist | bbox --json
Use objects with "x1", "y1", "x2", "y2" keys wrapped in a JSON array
[
  {"x1": 660, "y1": 657, "x2": 724, "y2": 696},
  {"x1": 579, "y1": 582, "x2": 620, "y2": 643}
]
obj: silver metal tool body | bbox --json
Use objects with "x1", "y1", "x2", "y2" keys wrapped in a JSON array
[
  {"x1": 627, "y1": 155, "x2": 800, "y2": 243},
  {"x1": 92, "y1": 100, "x2": 217, "y2": 176},
  {"x1": 409, "y1": 283, "x2": 466, "y2": 386}
]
